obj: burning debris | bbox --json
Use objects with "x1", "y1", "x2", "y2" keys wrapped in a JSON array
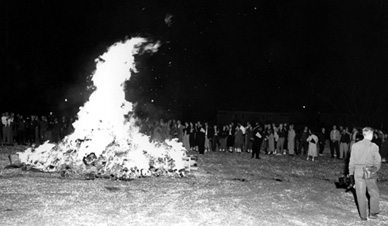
[{"x1": 17, "y1": 38, "x2": 188, "y2": 180}]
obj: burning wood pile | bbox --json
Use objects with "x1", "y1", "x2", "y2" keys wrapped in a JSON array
[{"x1": 17, "y1": 38, "x2": 190, "y2": 180}]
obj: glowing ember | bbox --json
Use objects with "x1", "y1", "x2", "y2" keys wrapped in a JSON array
[{"x1": 18, "y1": 38, "x2": 187, "y2": 179}]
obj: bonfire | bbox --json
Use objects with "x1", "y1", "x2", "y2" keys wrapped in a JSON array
[{"x1": 17, "y1": 37, "x2": 187, "y2": 180}]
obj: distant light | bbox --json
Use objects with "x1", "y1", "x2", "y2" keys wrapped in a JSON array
[
  {"x1": 303, "y1": 106, "x2": 306, "y2": 109},
  {"x1": 50, "y1": 112, "x2": 53, "y2": 115},
  {"x1": 151, "y1": 99, "x2": 154, "y2": 103},
  {"x1": 65, "y1": 99, "x2": 68, "y2": 102}
]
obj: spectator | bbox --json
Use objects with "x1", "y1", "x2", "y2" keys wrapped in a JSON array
[
  {"x1": 7, "y1": 113, "x2": 15, "y2": 145},
  {"x1": 262, "y1": 124, "x2": 270, "y2": 154},
  {"x1": 287, "y1": 124, "x2": 296, "y2": 155},
  {"x1": 350, "y1": 127, "x2": 358, "y2": 150},
  {"x1": 245, "y1": 122, "x2": 253, "y2": 153},
  {"x1": 158, "y1": 119, "x2": 167, "y2": 141},
  {"x1": 50, "y1": 117, "x2": 61, "y2": 143},
  {"x1": 330, "y1": 125, "x2": 341, "y2": 158},
  {"x1": 40, "y1": 116, "x2": 49, "y2": 143},
  {"x1": 206, "y1": 122, "x2": 215, "y2": 152},
  {"x1": 273, "y1": 124, "x2": 279, "y2": 155},
  {"x1": 183, "y1": 122, "x2": 190, "y2": 151},
  {"x1": 276, "y1": 123, "x2": 286, "y2": 155},
  {"x1": 318, "y1": 127, "x2": 326, "y2": 156},
  {"x1": 212, "y1": 124, "x2": 219, "y2": 152},
  {"x1": 234, "y1": 125, "x2": 244, "y2": 153},
  {"x1": 349, "y1": 127, "x2": 381, "y2": 221},
  {"x1": 339, "y1": 127, "x2": 351, "y2": 159},
  {"x1": 189, "y1": 122, "x2": 196, "y2": 151},
  {"x1": 219, "y1": 125, "x2": 228, "y2": 152},
  {"x1": 306, "y1": 129, "x2": 318, "y2": 161},
  {"x1": 227, "y1": 123, "x2": 234, "y2": 152},
  {"x1": 251, "y1": 123, "x2": 263, "y2": 159},
  {"x1": 267, "y1": 128, "x2": 275, "y2": 155},
  {"x1": 283, "y1": 123, "x2": 289, "y2": 151},
  {"x1": 299, "y1": 126, "x2": 309, "y2": 156},
  {"x1": 152, "y1": 121, "x2": 163, "y2": 142},
  {"x1": 2, "y1": 113, "x2": 9, "y2": 145},
  {"x1": 380, "y1": 133, "x2": 388, "y2": 163},
  {"x1": 177, "y1": 120, "x2": 184, "y2": 143},
  {"x1": 196, "y1": 121, "x2": 206, "y2": 155},
  {"x1": 16, "y1": 114, "x2": 26, "y2": 145}
]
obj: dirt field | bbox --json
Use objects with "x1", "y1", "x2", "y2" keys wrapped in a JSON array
[{"x1": 0, "y1": 145, "x2": 387, "y2": 226}]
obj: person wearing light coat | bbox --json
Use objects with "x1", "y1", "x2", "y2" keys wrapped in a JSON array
[{"x1": 306, "y1": 129, "x2": 318, "y2": 161}]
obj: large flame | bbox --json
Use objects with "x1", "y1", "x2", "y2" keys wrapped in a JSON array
[{"x1": 18, "y1": 38, "x2": 187, "y2": 179}]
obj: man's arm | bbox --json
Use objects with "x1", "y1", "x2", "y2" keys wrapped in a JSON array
[
  {"x1": 349, "y1": 146, "x2": 356, "y2": 175},
  {"x1": 373, "y1": 145, "x2": 382, "y2": 172}
]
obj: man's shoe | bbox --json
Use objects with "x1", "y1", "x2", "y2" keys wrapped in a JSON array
[
  {"x1": 360, "y1": 217, "x2": 367, "y2": 221},
  {"x1": 370, "y1": 213, "x2": 378, "y2": 219}
]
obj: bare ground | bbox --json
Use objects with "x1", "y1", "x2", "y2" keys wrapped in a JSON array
[{"x1": 0, "y1": 146, "x2": 387, "y2": 226}]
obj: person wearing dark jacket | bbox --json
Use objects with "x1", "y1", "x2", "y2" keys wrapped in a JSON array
[
  {"x1": 380, "y1": 133, "x2": 388, "y2": 163},
  {"x1": 299, "y1": 126, "x2": 309, "y2": 156},
  {"x1": 318, "y1": 127, "x2": 326, "y2": 156},
  {"x1": 196, "y1": 122, "x2": 206, "y2": 155},
  {"x1": 251, "y1": 123, "x2": 264, "y2": 159},
  {"x1": 206, "y1": 123, "x2": 215, "y2": 152}
]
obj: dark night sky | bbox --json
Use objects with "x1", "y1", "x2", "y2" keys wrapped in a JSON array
[{"x1": 2, "y1": 0, "x2": 388, "y2": 120}]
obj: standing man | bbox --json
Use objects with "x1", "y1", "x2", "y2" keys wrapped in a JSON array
[
  {"x1": 197, "y1": 121, "x2": 206, "y2": 155},
  {"x1": 1, "y1": 112, "x2": 12, "y2": 145},
  {"x1": 318, "y1": 127, "x2": 326, "y2": 156},
  {"x1": 251, "y1": 123, "x2": 263, "y2": 159},
  {"x1": 339, "y1": 127, "x2": 351, "y2": 159},
  {"x1": 299, "y1": 126, "x2": 309, "y2": 156},
  {"x1": 244, "y1": 122, "x2": 253, "y2": 153},
  {"x1": 287, "y1": 124, "x2": 296, "y2": 156},
  {"x1": 276, "y1": 124, "x2": 286, "y2": 155},
  {"x1": 349, "y1": 127, "x2": 381, "y2": 221},
  {"x1": 330, "y1": 125, "x2": 341, "y2": 158}
]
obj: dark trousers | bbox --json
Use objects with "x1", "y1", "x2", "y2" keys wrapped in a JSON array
[
  {"x1": 330, "y1": 140, "x2": 340, "y2": 158},
  {"x1": 251, "y1": 141, "x2": 261, "y2": 158},
  {"x1": 343, "y1": 150, "x2": 351, "y2": 175},
  {"x1": 17, "y1": 130, "x2": 26, "y2": 145},
  {"x1": 299, "y1": 140, "x2": 308, "y2": 155},
  {"x1": 198, "y1": 136, "x2": 205, "y2": 154},
  {"x1": 319, "y1": 142, "x2": 325, "y2": 154},
  {"x1": 2, "y1": 126, "x2": 13, "y2": 144},
  {"x1": 212, "y1": 135, "x2": 218, "y2": 151}
]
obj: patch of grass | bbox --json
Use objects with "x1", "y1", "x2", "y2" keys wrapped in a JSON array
[{"x1": 0, "y1": 146, "x2": 387, "y2": 225}]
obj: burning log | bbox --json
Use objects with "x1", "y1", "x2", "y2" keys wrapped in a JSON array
[{"x1": 17, "y1": 37, "x2": 190, "y2": 180}]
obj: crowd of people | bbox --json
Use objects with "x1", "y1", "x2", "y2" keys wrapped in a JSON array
[
  {"x1": 1, "y1": 112, "x2": 388, "y2": 163},
  {"x1": 1, "y1": 113, "x2": 385, "y2": 221},
  {"x1": 1, "y1": 112, "x2": 75, "y2": 146},
  {"x1": 142, "y1": 119, "x2": 388, "y2": 163}
]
